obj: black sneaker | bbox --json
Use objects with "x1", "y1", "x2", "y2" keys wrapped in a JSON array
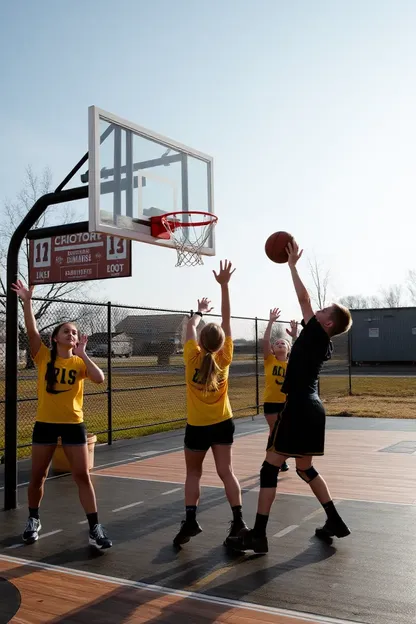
[
  {"x1": 281, "y1": 462, "x2": 289, "y2": 472},
  {"x1": 22, "y1": 517, "x2": 42, "y2": 544},
  {"x1": 223, "y1": 518, "x2": 248, "y2": 546},
  {"x1": 89, "y1": 524, "x2": 112, "y2": 549},
  {"x1": 173, "y1": 519, "x2": 202, "y2": 546},
  {"x1": 315, "y1": 517, "x2": 350, "y2": 541},
  {"x1": 226, "y1": 528, "x2": 268, "y2": 554}
]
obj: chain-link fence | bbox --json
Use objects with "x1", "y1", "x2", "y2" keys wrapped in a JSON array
[{"x1": 0, "y1": 296, "x2": 352, "y2": 458}]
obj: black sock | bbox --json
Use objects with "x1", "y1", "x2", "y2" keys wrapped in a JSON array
[
  {"x1": 28, "y1": 507, "x2": 39, "y2": 519},
  {"x1": 322, "y1": 501, "x2": 341, "y2": 522},
  {"x1": 253, "y1": 513, "x2": 269, "y2": 536},
  {"x1": 185, "y1": 506, "x2": 197, "y2": 522},
  {"x1": 87, "y1": 512, "x2": 99, "y2": 531},
  {"x1": 232, "y1": 505, "x2": 243, "y2": 522}
]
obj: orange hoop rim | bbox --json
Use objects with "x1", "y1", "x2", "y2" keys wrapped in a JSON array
[{"x1": 161, "y1": 211, "x2": 218, "y2": 228}]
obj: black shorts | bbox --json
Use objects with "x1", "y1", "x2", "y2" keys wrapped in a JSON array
[
  {"x1": 32, "y1": 422, "x2": 87, "y2": 446},
  {"x1": 184, "y1": 419, "x2": 235, "y2": 452},
  {"x1": 264, "y1": 402, "x2": 286, "y2": 415},
  {"x1": 267, "y1": 394, "x2": 326, "y2": 457}
]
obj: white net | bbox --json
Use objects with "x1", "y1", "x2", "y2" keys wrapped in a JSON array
[{"x1": 162, "y1": 213, "x2": 218, "y2": 267}]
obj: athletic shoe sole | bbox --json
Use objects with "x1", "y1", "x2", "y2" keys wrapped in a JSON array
[
  {"x1": 88, "y1": 537, "x2": 113, "y2": 549},
  {"x1": 173, "y1": 526, "x2": 202, "y2": 546},
  {"x1": 22, "y1": 522, "x2": 42, "y2": 545}
]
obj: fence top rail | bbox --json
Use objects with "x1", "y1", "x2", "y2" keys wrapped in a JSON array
[{"x1": 1, "y1": 292, "x2": 293, "y2": 323}]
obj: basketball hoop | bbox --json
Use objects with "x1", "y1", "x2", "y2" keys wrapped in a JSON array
[{"x1": 150, "y1": 212, "x2": 218, "y2": 267}]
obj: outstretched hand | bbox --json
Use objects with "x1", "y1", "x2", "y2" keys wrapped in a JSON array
[
  {"x1": 269, "y1": 307, "x2": 281, "y2": 323},
  {"x1": 73, "y1": 334, "x2": 88, "y2": 357},
  {"x1": 197, "y1": 297, "x2": 214, "y2": 314},
  {"x1": 11, "y1": 280, "x2": 33, "y2": 302},
  {"x1": 213, "y1": 260, "x2": 235, "y2": 285},
  {"x1": 286, "y1": 241, "x2": 303, "y2": 268},
  {"x1": 286, "y1": 319, "x2": 298, "y2": 338}
]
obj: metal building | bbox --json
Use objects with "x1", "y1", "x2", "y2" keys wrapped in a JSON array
[{"x1": 351, "y1": 307, "x2": 416, "y2": 364}]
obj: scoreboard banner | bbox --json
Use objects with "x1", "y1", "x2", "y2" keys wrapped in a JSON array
[{"x1": 28, "y1": 231, "x2": 132, "y2": 285}]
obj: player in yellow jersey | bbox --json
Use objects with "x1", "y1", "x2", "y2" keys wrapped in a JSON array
[
  {"x1": 263, "y1": 308, "x2": 298, "y2": 472},
  {"x1": 11, "y1": 280, "x2": 112, "y2": 550},
  {"x1": 173, "y1": 260, "x2": 247, "y2": 547}
]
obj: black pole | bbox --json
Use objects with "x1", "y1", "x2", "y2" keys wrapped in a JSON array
[
  {"x1": 254, "y1": 317, "x2": 259, "y2": 418},
  {"x1": 107, "y1": 301, "x2": 113, "y2": 445},
  {"x1": 348, "y1": 329, "x2": 352, "y2": 396},
  {"x1": 4, "y1": 185, "x2": 88, "y2": 510}
]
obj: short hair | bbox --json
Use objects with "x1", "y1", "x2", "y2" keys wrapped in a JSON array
[{"x1": 330, "y1": 304, "x2": 352, "y2": 337}]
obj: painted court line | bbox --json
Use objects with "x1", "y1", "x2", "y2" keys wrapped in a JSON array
[
  {"x1": 112, "y1": 501, "x2": 144, "y2": 513},
  {"x1": 161, "y1": 487, "x2": 182, "y2": 496},
  {"x1": 301, "y1": 508, "x2": 326, "y2": 523},
  {"x1": 0, "y1": 553, "x2": 365, "y2": 624},
  {"x1": 78, "y1": 520, "x2": 88, "y2": 525},
  {"x1": 93, "y1": 474, "x2": 415, "y2": 507},
  {"x1": 274, "y1": 524, "x2": 299, "y2": 538},
  {"x1": 6, "y1": 529, "x2": 63, "y2": 550}
]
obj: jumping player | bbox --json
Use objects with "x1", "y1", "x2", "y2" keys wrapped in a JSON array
[
  {"x1": 227, "y1": 241, "x2": 352, "y2": 553},
  {"x1": 173, "y1": 260, "x2": 247, "y2": 547},
  {"x1": 263, "y1": 309, "x2": 298, "y2": 472},
  {"x1": 11, "y1": 280, "x2": 112, "y2": 550}
]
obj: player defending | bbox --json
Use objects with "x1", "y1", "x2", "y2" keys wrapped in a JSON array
[
  {"x1": 227, "y1": 241, "x2": 352, "y2": 553},
  {"x1": 173, "y1": 260, "x2": 247, "y2": 547},
  {"x1": 263, "y1": 309, "x2": 298, "y2": 471}
]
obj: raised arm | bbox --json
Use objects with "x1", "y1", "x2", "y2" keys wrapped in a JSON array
[
  {"x1": 213, "y1": 260, "x2": 235, "y2": 337},
  {"x1": 73, "y1": 335, "x2": 105, "y2": 384},
  {"x1": 286, "y1": 241, "x2": 314, "y2": 324},
  {"x1": 286, "y1": 319, "x2": 299, "y2": 344},
  {"x1": 263, "y1": 308, "x2": 281, "y2": 359},
  {"x1": 11, "y1": 280, "x2": 41, "y2": 357},
  {"x1": 186, "y1": 298, "x2": 213, "y2": 342}
]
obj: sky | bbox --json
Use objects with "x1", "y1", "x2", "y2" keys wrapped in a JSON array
[{"x1": 1, "y1": 0, "x2": 416, "y2": 322}]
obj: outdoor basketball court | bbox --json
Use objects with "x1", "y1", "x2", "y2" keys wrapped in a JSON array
[
  {"x1": 1, "y1": 415, "x2": 415, "y2": 623},
  {"x1": 2, "y1": 108, "x2": 416, "y2": 622}
]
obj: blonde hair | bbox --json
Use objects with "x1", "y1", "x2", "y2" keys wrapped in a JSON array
[
  {"x1": 330, "y1": 304, "x2": 352, "y2": 336},
  {"x1": 273, "y1": 338, "x2": 291, "y2": 360},
  {"x1": 198, "y1": 323, "x2": 226, "y2": 393}
]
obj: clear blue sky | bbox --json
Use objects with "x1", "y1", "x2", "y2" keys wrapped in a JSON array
[{"x1": 1, "y1": 0, "x2": 416, "y2": 321}]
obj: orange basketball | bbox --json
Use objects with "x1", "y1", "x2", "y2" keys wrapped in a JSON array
[{"x1": 265, "y1": 231, "x2": 294, "y2": 263}]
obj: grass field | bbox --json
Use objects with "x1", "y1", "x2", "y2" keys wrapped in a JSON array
[{"x1": 1, "y1": 373, "x2": 415, "y2": 459}]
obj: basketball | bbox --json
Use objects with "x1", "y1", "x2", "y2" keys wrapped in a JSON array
[{"x1": 265, "y1": 231, "x2": 294, "y2": 263}]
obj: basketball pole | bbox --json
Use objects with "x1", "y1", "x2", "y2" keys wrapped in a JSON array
[{"x1": 4, "y1": 185, "x2": 88, "y2": 511}]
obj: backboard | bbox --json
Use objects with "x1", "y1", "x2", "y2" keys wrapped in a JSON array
[{"x1": 87, "y1": 106, "x2": 215, "y2": 256}]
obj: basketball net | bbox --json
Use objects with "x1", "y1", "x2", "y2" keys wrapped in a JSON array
[{"x1": 162, "y1": 213, "x2": 218, "y2": 267}]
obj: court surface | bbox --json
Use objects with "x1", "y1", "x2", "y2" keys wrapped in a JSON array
[{"x1": 1, "y1": 415, "x2": 415, "y2": 624}]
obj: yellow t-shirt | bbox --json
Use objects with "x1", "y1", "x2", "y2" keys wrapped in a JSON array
[
  {"x1": 184, "y1": 337, "x2": 233, "y2": 426},
  {"x1": 263, "y1": 355, "x2": 287, "y2": 404},
  {"x1": 34, "y1": 342, "x2": 87, "y2": 424}
]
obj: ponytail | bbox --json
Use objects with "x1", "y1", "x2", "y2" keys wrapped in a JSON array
[
  {"x1": 46, "y1": 322, "x2": 67, "y2": 393},
  {"x1": 198, "y1": 352, "x2": 222, "y2": 393},
  {"x1": 46, "y1": 342, "x2": 58, "y2": 393}
]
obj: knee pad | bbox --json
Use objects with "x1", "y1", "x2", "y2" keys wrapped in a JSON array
[
  {"x1": 296, "y1": 466, "x2": 319, "y2": 483},
  {"x1": 260, "y1": 461, "x2": 280, "y2": 488}
]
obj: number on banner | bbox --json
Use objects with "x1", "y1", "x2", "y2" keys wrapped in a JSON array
[{"x1": 106, "y1": 236, "x2": 127, "y2": 260}]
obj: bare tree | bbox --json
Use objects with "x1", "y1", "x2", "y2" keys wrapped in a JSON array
[
  {"x1": 339, "y1": 295, "x2": 377, "y2": 309},
  {"x1": 308, "y1": 257, "x2": 330, "y2": 309},
  {"x1": 407, "y1": 270, "x2": 416, "y2": 303},
  {"x1": 379, "y1": 285, "x2": 403, "y2": 308},
  {"x1": 112, "y1": 305, "x2": 131, "y2": 333},
  {"x1": 1, "y1": 167, "x2": 94, "y2": 366}
]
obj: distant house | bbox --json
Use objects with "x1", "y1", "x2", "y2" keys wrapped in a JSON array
[
  {"x1": 87, "y1": 332, "x2": 133, "y2": 357},
  {"x1": 115, "y1": 314, "x2": 196, "y2": 355}
]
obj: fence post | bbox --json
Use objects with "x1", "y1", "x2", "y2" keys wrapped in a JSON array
[
  {"x1": 107, "y1": 301, "x2": 113, "y2": 445},
  {"x1": 254, "y1": 317, "x2": 260, "y2": 417},
  {"x1": 348, "y1": 329, "x2": 352, "y2": 396}
]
